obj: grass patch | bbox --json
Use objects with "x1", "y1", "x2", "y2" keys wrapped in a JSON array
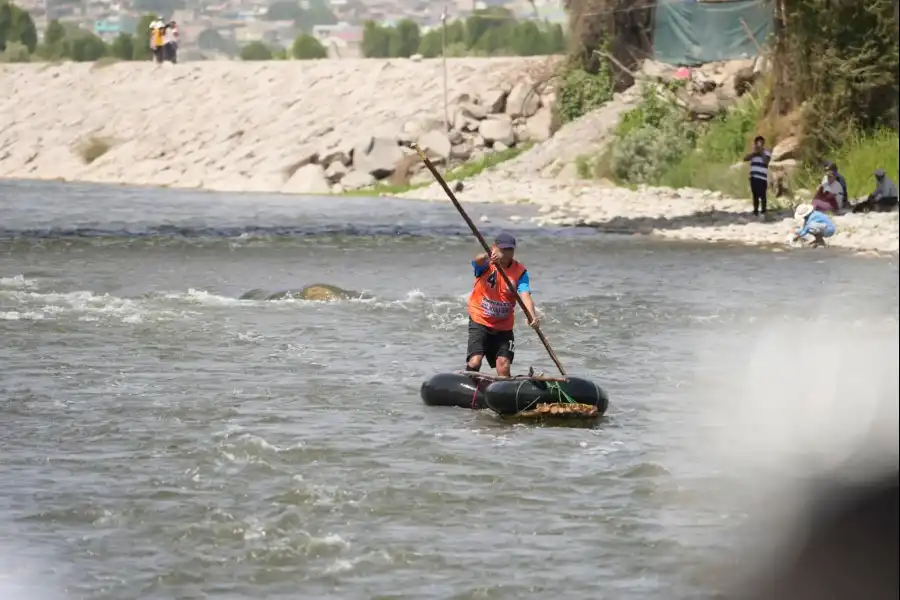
[
  {"x1": 444, "y1": 143, "x2": 532, "y2": 181},
  {"x1": 656, "y1": 93, "x2": 764, "y2": 197},
  {"x1": 341, "y1": 181, "x2": 430, "y2": 197},
  {"x1": 341, "y1": 143, "x2": 533, "y2": 196},
  {"x1": 76, "y1": 136, "x2": 113, "y2": 164},
  {"x1": 587, "y1": 82, "x2": 897, "y2": 210}
]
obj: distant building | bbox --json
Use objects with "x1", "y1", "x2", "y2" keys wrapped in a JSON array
[
  {"x1": 311, "y1": 22, "x2": 362, "y2": 58},
  {"x1": 92, "y1": 15, "x2": 139, "y2": 41}
]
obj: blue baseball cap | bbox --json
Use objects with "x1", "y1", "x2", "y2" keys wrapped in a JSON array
[{"x1": 494, "y1": 232, "x2": 517, "y2": 249}]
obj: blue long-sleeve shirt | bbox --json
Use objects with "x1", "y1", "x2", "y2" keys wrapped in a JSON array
[
  {"x1": 472, "y1": 260, "x2": 530, "y2": 293},
  {"x1": 797, "y1": 210, "x2": 836, "y2": 237}
]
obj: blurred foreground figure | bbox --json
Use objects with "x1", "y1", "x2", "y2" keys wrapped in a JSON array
[{"x1": 732, "y1": 470, "x2": 898, "y2": 600}]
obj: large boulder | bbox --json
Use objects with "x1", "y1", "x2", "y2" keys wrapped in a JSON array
[
  {"x1": 457, "y1": 102, "x2": 488, "y2": 121},
  {"x1": 452, "y1": 107, "x2": 480, "y2": 132},
  {"x1": 505, "y1": 82, "x2": 541, "y2": 118},
  {"x1": 341, "y1": 169, "x2": 376, "y2": 191},
  {"x1": 417, "y1": 129, "x2": 452, "y2": 162},
  {"x1": 325, "y1": 160, "x2": 348, "y2": 182},
  {"x1": 523, "y1": 106, "x2": 553, "y2": 142},
  {"x1": 283, "y1": 164, "x2": 331, "y2": 194},
  {"x1": 772, "y1": 136, "x2": 800, "y2": 162},
  {"x1": 352, "y1": 136, "x2": 404, "y2": 180},
  {"x1": 480, "y1": 88, "x2": 510, "y2": 113},
  {"x1": 319, "y1": 143, "x2": 350, "y2": 167},
  {"x1": 478, "y1": 117, "x2": 516, "y2": 147}
]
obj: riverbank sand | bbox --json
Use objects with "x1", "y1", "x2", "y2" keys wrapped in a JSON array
[{"x1": 1, "y1": 59, "x2": 896, "y2": 254}]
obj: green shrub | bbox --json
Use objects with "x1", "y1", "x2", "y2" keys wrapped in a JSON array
[
  {"x1": 240, "y1": 41, "x2": 272, "y2": 61},
  {"x1": 0, "y1": 1, "x2": 37, "y2": 53},
  {"x1": 602, "y1": 114, "x2": 697, "y2": 184},
  {"x1": 291, "y1": 32, "x2": 327, "y2": 59},
  {"x1": 0, "y1": 39, "x2": 28, "y2": 61},
  {"x1": 108, "y1": 33, "x2": 134, "y2": 60},
  {"x1": 614, "y1": 84, "x2": 674, "y2": 137},
  {"x1": 554, "y1": 61, "x2": 614, "y2": 124},
  {"x1": 656, "y1": 93, "x2": 764, "y2": 194}
]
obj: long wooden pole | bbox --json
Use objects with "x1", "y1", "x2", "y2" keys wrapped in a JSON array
[{"x1": 410, "y1": 143, "x2": 568, "y2": 377}]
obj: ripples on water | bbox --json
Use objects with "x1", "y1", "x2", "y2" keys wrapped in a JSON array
[{"x1": 1, "y1": 180, "x2": 898, "y2": 600}]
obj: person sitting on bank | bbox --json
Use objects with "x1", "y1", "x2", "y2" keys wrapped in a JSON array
[
  {"x1": 811, "y1": 169, "x2": 843, "y2": 213},
  {"x1": 851, "y1": 169, "x2": 899, "y2": 213},
  {"x1": 793, "y1": 203, "x2": 836, "y2": 248},
  {"x1": 822, "y1": 162, "x2": 848, "y2": 209}
]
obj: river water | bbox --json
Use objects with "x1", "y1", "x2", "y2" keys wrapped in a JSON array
[{"x1": 2, "y1": 180, "x2": 898, "y2": 600}]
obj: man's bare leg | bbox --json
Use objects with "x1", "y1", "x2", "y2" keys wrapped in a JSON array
[{"x1": 495, "y1": 356, "x2": 512, "y2": 378}]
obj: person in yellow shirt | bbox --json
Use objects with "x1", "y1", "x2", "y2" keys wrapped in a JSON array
[{"x1": 149, "y1": 20, "x2": 165, "y2": 64}]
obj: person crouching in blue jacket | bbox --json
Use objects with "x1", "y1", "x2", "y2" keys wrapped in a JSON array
[{"x1": 792, "y1": 203, "x2": 836, "y2": 248}]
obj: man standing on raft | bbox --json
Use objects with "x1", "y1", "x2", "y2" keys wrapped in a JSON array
[{"x1": 466, "y1": 232, "x2": 540, "y2": 377}]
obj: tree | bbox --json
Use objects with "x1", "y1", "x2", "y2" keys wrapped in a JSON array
[
  {"x1": 240, "y1": 40, "x2": 272, "y2": 60},
  {"x1": 67, "y1": 30, "x2": 107, "y2": 61},
  {"x1": 44, "y1": 18, "x2": 65, "y2": 46},
  {"x1": 109, "y1": 32, "x2": 134, "y2": 60},
  {"x1": 388, "y1": 19, "x2": 419, "y2": 58},
  {"x1": 291, "y1": 32, "x2": 327, "y2": 59},
  {"x1": 133, "y1": 13, "x2": 157, "y2": 61},
  {"x1": 545, "y1": 22, "x2": 566, "y2": 53},
  {"x1": 417, "y1": 28, "x2": 441, "y2": 58},
  {"x1": 509, "y1": 21, "x2": 545, "y2": 56},
  {"x1": 1, "y1": 1, "x2": 37, "y2": 53},
  {"x1": 361, "y1": 20, "x2": 391, "y2": 58},
  {"x1": 465, "y1": 7, "x2": 514, "y2": 49}
]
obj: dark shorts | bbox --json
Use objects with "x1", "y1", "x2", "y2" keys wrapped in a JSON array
[{"x1": 466, "y1": 319, "x2": 514, "y2": 369}]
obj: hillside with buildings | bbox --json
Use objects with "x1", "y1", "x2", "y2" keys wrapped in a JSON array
[{"x1": 11, "y1": 0, "x2": 566, "y2": 59}]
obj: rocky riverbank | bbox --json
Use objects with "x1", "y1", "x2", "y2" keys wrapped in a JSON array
[
  {"x1": 0, "y1": 58, "x2": 557, "y2": 193},
  {"x1": 402, "y1": 171, "x2": 898, "y2": 254},
  {"x1": 2, "y1": 59, "x2": 896, "y2": 254},
  {"x1": 400, "y1": 84, "x2": 898, "y2": 256}
]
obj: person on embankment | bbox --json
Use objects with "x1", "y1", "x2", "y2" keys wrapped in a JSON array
[
  {"x1": 465, "y1": 232, "x2": 540, "y2": 377},
  {"x1": 743, "y1": 135, "x2": 771, "y2": 219},
  {"x1": 149, "y1": 20, "x2": 165, "y2": 64}
]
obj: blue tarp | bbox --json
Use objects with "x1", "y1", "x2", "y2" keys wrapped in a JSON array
[{"x1": 652, "y1": 0, "x2": 773, "y2": 66}]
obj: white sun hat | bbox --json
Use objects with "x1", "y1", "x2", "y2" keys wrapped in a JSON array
[{"x1": 794, "y1": 203, "x2": 814, "y2": 220}]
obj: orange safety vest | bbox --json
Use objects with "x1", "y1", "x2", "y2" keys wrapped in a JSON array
[{"x1": 467, "y1": 260, "x2": 527, "y2": 331}]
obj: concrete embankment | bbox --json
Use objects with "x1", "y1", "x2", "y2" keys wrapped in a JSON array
[{"x1": 0, "y1": 58, "x2": 556, "y2": 193}]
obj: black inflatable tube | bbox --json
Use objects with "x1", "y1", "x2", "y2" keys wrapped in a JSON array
[
  {"x1": 420, "y1": 372, "x2": 489, "y2": 409},
  {"x1": 484, "y1": 376, "x2": 608, "y2": 416},
  {"x1": 420, "y1": 372, "x2": 610, "y2": 417}
]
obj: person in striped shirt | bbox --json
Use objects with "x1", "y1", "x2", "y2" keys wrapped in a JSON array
[{"x1": 743, "y1": 135, "x2": 771, "y2": 218}]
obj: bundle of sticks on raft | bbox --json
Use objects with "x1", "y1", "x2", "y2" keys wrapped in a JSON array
[{"x1": 517, "y1": 402, "x2": 600, "y2": 418}]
